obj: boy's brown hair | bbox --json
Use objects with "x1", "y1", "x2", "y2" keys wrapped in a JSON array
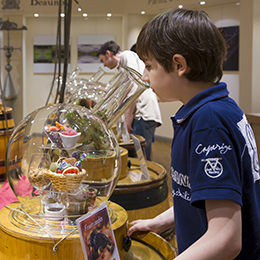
[{"x1": 136, "y1": 9, "x2": 227, "y2": 84}]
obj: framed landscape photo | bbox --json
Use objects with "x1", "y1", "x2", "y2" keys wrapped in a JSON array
[
  {"x1": 77, "y1": 35, "x2": 115, "y2": 73},
  {"x1": 33, "y1": 35, "x2": 71, "y2": 73}
]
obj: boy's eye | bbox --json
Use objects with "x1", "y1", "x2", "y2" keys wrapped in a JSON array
[{"x1": 145, "y1": 65, "x2": 151, "y2": 71}]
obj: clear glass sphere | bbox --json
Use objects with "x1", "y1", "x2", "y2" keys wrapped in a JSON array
[{"x1": 5, "y1": 103, "x2": 120, "y2": 222}]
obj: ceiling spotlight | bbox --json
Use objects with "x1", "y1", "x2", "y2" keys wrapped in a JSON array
[
  {"x1": 200, "y1": 1, "x2": 206, "y2": 5},
  {"x1": 34, "y1": 13, "x2": 39, "y2": 17},
  {"x1": 236, "y1": 2, "x2": 240, "y2": 5},
  {"x1": 178, "y1": 5, "x2": 183, "y2": 8},
  {"x1": 78, "y1": 7, "x2": 81, "y2": 11},
  {"x1": 141, "y1": 11, "x2": 145, "y2": 14},
  {"x1": 107, "y1": 13, "x2": 112, "y2": 17},
  {"x1": 83, "y1": 13, "x2": 88, "y2": 17},
  {"x1": 60, "y1": 13, "x2": 65, "y2": 17}
]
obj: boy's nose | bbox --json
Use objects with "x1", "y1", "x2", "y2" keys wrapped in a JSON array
[
  {"x1": 142, "y1": 74, "x2": 149, "y2": 83},
  {"x1": 142, "y1": 69, "x2": 149, "y2": 82}
]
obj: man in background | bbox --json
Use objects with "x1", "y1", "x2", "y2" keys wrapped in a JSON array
[{"x1": 97, "y1": 41, "x2": 162, "y2": 161}]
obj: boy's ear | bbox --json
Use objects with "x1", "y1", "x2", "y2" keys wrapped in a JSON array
[{"x1": 172, "y1": 54, "x2": 188, "y2": 77}]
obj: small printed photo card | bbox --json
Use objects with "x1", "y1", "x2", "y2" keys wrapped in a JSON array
[{"x1": 76, "y1": 203, "x2": 120, "y2": 260}]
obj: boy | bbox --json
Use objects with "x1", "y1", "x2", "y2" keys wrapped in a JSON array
[
  {"x1": 97, "y1": 41, "x2": 162, "y2": 160},
  {"x1": 128, "y1": 9, "x2": 260, "y2": 259}
]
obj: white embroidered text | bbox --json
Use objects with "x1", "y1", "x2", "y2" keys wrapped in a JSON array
[
  {"x1": 171, "y1": 167, "x2": 191, "y2": 189},
  {"x1": 195, "y1": 143, "x2": 232, "y2": 156}
]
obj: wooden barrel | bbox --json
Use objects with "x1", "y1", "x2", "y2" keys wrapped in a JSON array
[
  {"x1": 110, "y1": 158, "x2": 178, "y2": 248},
  {"x1": 0, "y1": 201, "x2": 129, "y2": 260},
  {"x1": 119, "y1": 147, "x2": 128, "y2": 180},
  {"x1": 110, "y1": 158, "x2": 169, "y2": 222},
  {"x1": 0, "y1": 201, "x2": 177, "y2": 259},
  {"x1": 130, "y1": 231, "x2": 177, "y2": 259},
  {"x1": 0, "y1": 106, "x2": 15, "y2": 181},
  {"x1": 119, "y1": 134, "x2": 146, "y2": 158},
  {"x1": 82, "y1": 151, "x2": 116, "y2": 181}
]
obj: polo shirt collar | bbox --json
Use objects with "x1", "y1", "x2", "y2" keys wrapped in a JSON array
[{"x1": 172, "y1": 82, "x2": 229, "y2": 124}]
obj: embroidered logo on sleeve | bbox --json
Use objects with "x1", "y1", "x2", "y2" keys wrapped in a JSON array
[
  {"x1": 195, "y1": 143, "x2": 232, "y2": 156},
  {"x1": 201, "y1": 158, "x2": 223, "y2": 178},
  {"x1": 237, "y1": 114, "x2": 260, "y2": 182}
]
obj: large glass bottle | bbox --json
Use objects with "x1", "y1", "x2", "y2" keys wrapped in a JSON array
[{"x1": 92, "y1": 66, "x2": 149, "y2": 128}]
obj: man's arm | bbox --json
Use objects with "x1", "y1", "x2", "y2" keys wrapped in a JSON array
[{"x1": 125, "y1": 101, "x2": 137, "y2": 133}]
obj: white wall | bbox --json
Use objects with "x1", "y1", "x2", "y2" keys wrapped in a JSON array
[
  {"x1": 127, "y1": 14, "x2": 153, "y2": 49},
  {"x1": 24, "y1": 16, "x2": 123, "y2": 116},
  {"x1": 155, "y1": 101, "x2": 182, "y2": 141},
  {"x1": 206, "y1": 4, "x2": 240, "y2": 105}
]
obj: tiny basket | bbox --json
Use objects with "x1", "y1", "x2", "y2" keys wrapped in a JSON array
[{"x1": 46, "y1": 169, "x2": 86, "y2": 192}]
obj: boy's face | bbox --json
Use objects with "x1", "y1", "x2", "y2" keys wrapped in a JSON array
[
  {"x1": 142, "y1": 56, "x2": 181, "y2": 102},
  {"x1": 99, "y1": 50, "x2": 117, "y2": 70}
]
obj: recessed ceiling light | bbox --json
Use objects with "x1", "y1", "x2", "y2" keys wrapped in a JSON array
[
  {"x1": 60, "y1": 13, "x2": 65, "y2": 17},
  {"x1": 78, "y1": 7, "x2": 81, "y2": 11},
  {"x1": 34, "y1": 13, "x2": 39, "y2": 17},
  {"x1": 178, "y1": 5, "x2": 183, "y2": 8},
  {"x1": 236, "y1": 2, "x2": 240, "y2": 5},
  {"x1": 141, "y1": 11, "x2": 145, "y2": 14},
  {"x1": 83, "y1": 13, "x2": 88, "y2": 17},
  {"x1": 200, "y1": 1, "x2": 206, "y2": 5},
  {"x1": 107, "y1": 13, "x2": 112, "y2": 17}
]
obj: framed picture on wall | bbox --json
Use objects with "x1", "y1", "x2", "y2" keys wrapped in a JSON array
[
  {"x1": 77, "y1": 35, "x2": 115, "y2": 73},
  {"x1": 219, "y1": 26, "x2": 239, "y2": 71},
  {"x1": 33, "y1": 35, "x2": 71, "y2": 73}
]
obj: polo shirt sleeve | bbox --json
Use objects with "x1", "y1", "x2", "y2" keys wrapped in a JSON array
[{"x1": 189, "y1": 126, "x2": 243, "y2": 209}]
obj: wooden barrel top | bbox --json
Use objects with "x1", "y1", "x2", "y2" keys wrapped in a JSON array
[
  {"x1": 0, "y1": 201, "x2": 127, "y2": 241},
  {"x1": 110, "y1": 158, "x2": 169, "y2": 221},
  {"x1": 0, "y1": 201, "x2": 129, "y2": 260},
  {"x1": 119, "y1": 147, "x2": 129, "y2": 180},
  {"x1": 115, "y1": 158, "x2": 167, "y2": 192},
  {"x1": 128, "y1": 231, "x2": 177, "y2": 260},
  {"x1": 0, "y1": 106, "x2": 13, "y2": 114},
  {"x1": 0, "y1": 201, "x2": 176, "y2": 260},
  {"x1": 119, "y1": 134, "x2": 146, "y2": 149}
]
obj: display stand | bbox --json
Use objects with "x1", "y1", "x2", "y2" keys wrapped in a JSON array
[
  {"x1": 0, "y1": 201, "x2": 128, "y2": 260},
  {"x1": 0, "y1": 201, "x2": 177, "y2": 260}
]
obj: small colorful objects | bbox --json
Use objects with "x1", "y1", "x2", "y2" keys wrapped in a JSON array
[
  {"x1": 61, "y1": 127, "x2": 78, "y2": 136},
  {"x1": 63, "y1": 166, "x2": 80, "y2": 175},
  {"x1": 74, "y1": 153, "x2": 86, "y2": 168},
  {"x1": 46, "y1": 121, "x2": 81, "y2": 149},
  {"x1": 55, "y1": 121, "x2": 66, "y2": 130},
  {"x1": 53, "y1": 153, "x2": 86, "y2": 175}
]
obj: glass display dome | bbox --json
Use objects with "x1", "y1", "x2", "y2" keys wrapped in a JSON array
[
  {"x1": 5, "y1": 103, "x2": 121, "y2": 230},
  {"x1": 5, "y1": 66, "x2": 148, "y2": 235}
]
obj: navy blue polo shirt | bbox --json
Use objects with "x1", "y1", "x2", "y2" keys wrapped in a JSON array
[{"x1": 171, "y1": 82, "x2": 260, "y2": 258}]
